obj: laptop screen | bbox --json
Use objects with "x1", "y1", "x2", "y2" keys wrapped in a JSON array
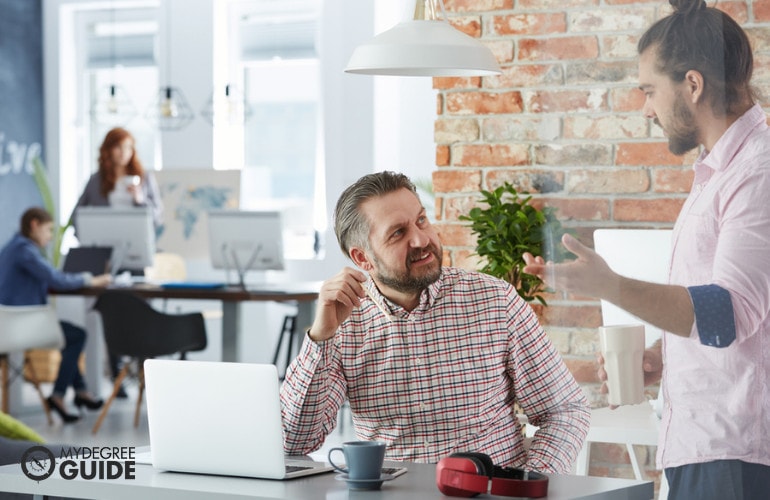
[{"x1": 62, "y1": 247, "x2": 113, "y2": 276}]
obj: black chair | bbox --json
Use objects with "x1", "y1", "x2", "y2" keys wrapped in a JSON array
[
  {"x1": 91, "y1": 290, "x2": 207, "y2": 434},
  {"x1": 271, "y1": 314, "x2": 298, "y2": 380}
]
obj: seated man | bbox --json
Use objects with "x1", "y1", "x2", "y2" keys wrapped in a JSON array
[{"x1": 280, "y1": 171, "x2": 589, "y2": 473}]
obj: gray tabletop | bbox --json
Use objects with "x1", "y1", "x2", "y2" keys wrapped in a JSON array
[{"x1": 0, "y1": 457, "x2": 653, "y2": 500}]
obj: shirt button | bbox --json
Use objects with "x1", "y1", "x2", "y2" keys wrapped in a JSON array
[{"x1": 414, "y1": 358, "x2": 422, "y2": 365}]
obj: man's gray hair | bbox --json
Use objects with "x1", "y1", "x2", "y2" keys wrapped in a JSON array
[{"x1": 333, "y1": 171, "x2": 419, "y2": 256}]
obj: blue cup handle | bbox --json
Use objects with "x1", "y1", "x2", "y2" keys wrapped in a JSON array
[{"x1": 327, "y1": 447, "x2": 348, "y2": 474}]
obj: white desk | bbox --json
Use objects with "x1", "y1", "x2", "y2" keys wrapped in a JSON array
[{"x1": 0, "y1": 457, "x2": 654, "y2": 500}]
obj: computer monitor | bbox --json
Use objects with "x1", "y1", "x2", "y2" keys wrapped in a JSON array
[
  {"x1": 207, "y1": 209, "x2": 285, "y2": 287},
  {"x1": 75, "y1": 206, "x2": 156, "y2": 273}
]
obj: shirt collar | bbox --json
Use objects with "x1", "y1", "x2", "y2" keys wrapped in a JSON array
[
  {"x1": 367, "y1": 268, "x2": 449, "y2": 318},
  {"x1": 698, "y1": 103, "x2": 766, "y2": 173}
]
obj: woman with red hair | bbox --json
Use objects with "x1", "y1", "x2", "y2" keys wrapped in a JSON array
[
  {"x1": 71, "y1": 127, "x2": 163, "y2": 398},
  {"x1": 72, "y1": 127, "x2": 162, "y2": 230}
]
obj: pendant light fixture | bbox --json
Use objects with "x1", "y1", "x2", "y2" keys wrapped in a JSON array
[
  {"x1": 200, "y1": 83, "x2": 253, "y2": 127},
  {"x1": 90, "y1": 4, "x2": 137, "y2": 125},
  {"x1": 345, "y1": 0, "x2": 502, "y2": 77},
  {"x1": 145, "y1": 0, "x2": 194, "y2": 130}
]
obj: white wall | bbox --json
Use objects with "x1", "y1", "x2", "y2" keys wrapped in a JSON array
[{"x1": 42, "y1": 0, "x2": 437, "y2": 364}]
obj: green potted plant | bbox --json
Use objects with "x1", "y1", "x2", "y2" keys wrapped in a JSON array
[
  {"x1": 32, "y1": 155, "x2": 71, "y2": 268},
  {"x1": 459, "y1": 182, "x2": 572, "y2": 305}
]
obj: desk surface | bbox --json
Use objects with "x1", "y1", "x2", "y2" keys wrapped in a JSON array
[
  {"x1": 0, "y1": 458, "x2": 653, "y2": 500},
  {"x1": 52, "y1": 282, "x2": 321, "y2": 302}
]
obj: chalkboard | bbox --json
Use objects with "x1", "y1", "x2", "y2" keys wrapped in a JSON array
[{"x1": 0, "y1": 0, "x2": 45, "y2": 247}]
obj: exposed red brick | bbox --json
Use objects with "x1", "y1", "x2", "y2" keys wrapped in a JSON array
[
  {"x1": 432, "y1": 169, "x2": 482, "y2": 192},
  {"x1": 493, "y1": 13, "x2": 567, "y2": 36},
  {"x1": 433, "y1": 77, "x2": 482, "y2": 90},
  {"x1": 613, "y1": 198, "x2": 685, "y2": 222},
  {"x1": 610, "y1": 87, "x2": 645, "y2": 112},
  {"x1": 485, "y1": 169, "x2": 565, "y2": 194},
  {"x1": 485, "y1": 64, "x2": 564, "y2": 89},
  {"x1": 448, "y1": 16, "x2": 482, "y2": 38},
  {"x1": 452, "y1": 144, "x2": 529, "y2": 167},
  {"x1": 436, "y1": 145, "x2": 450, "y2": 167},
  {"x1": 564, "y1": 115, "x2": 647, "y2": 139},
  {"x1": 435, "y1": 119, "x2": 480, "y2": 144},
  {"x1": 435, "y1": 223, "x2": 476, "y2": 247},
  {"x1": 652, "y1": 168, "x2": 694, "y2": 193},
  {"x1": 567, "y1": 168, "x2": 650, "y2": 194},
  {"x1": 535, "y1": 198, "x2": 610, "y2": 221},
  {"x1": 446, "y1": 91, "x2": 524, "y2": 115},
  {"x1": 519, "y1": 0, "x2": 598, "y2": 7},
  {"x1": 444, "y1": 0, "x2": 514, "y2": 12},
  {"x1": 540, "y1": 304, "x2": 602, "y2": 328},
  {"x1": 518, "y1": 36, "x2": 599, "y2": 61},
  {"x1": 526, "y1": 89, "x2": 608, "y2": 113},
  {"x1": 716, "y1": 1, "x2": 749, "y2": 22},
  {"x1": 616, "y1": 142, "x2": 689, "y2": 166},
  {"x1": 756, "y1": 0, "x2": 770, "y2": 21}
]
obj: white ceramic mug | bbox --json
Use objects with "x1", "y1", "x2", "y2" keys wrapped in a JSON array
[{"x1": 599, "y1": 324, "x2": 645, "y2": 406}]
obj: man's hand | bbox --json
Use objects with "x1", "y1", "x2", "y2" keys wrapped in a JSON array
[
  {"x1": 523, "y1": 233, "x2": 618, "y2": 299},
  {"x1": 597, "y1": 340, "x2": 663, "y2": 409},
  {"x1": 91, "y1": 274, "x2": 112, "y2": 287},
  {"x1": 308, "y1": 267, "x2": 367, "y2": 342}
]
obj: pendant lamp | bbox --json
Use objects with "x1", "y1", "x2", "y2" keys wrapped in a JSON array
[
  {"x1": 90, "y1": 5, "x2": 137, "y2": 124},
  {"x1": 146, "y1": 86, "x2": 195, "y2": 131},
  {"x1": 200, "y1": 84, "x2": 253, "y2": 127},
  {"x1": 145, "y1": 0, "x2": 194, "y2": 130},
  {"x1": 345, "y1": 0, "x2": 501, "y2": 77}
]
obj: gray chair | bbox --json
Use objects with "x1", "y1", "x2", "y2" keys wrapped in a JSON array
[{"x1": 0, "y1": 305, "x2": 65, "y2": 426}]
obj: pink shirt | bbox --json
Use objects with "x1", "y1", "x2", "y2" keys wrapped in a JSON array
[{"x1": 661, "y1": 104, "x2": 770, "y2": 468}]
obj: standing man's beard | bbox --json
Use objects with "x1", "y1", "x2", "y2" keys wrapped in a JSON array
[
  {"x1": 371, "y1": 245, "x2": 443, "y2": 294},
  {"x1": 659, "y1": 95, "x2": 700, "y2": 155}
]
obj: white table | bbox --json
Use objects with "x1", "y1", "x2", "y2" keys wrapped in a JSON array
[
  {"x1": 576, "y1": 402, "x2": 667, "y2": 499},
  {"x1": 0, "y1": 456, "x2": 654, "y2": 500}
]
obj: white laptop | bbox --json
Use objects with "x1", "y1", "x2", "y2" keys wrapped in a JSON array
[{"x1": 140, "y1": 359, "x2": 333, "y2": 479}]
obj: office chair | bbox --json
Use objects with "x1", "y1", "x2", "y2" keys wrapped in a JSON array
[
  {"x1": 0, "y1": 305, "x2": 66, "y2": 426},
  {"x1": 91, "y1": 290, "x2": 207, "y2": 434}
]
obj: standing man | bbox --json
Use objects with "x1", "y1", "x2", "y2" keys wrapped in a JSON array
[
  {"x1": 281, "y1": 171, "x2": 589, "y2": 473},
  {"x1": 524, "y1": 0, "x2": 770, "y2": 497}
]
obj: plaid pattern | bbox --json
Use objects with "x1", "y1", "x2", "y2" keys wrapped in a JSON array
[{"x1": 280, "y1": 267, "x2": 589, "y2": 473}]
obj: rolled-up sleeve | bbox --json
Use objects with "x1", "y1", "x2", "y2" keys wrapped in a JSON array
[{"x1": 688, "y1": 284, "x2": 736, "y2": 347}]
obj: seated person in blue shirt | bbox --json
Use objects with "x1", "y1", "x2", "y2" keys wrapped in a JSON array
[{"x1": 0, "y1": 207, "x2": 111, "y2": 423}]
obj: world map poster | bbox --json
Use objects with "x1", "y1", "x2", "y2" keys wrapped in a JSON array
[{"x1": 154, "y1": 169, "x2": 240, "y2": 259}]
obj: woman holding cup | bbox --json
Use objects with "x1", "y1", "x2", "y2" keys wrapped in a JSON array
[
  {"x1": 71, "y1": 127, "x2": 163, "y2": 231},
  {"x1": 71, "y1": 127, "x2": 163, "y2": 397}
]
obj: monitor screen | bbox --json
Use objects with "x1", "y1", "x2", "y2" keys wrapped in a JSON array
[
  {"x1": 207, "y1": 210, "x2": 284, "y2": 285},
  {"x1": 75, "y1": 207, "x2": 156, "y2": 273}
]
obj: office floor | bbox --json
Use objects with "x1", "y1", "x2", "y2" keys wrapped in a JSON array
[{"x1": 12, "y1": 375, "x2": 356, "y2": 456}]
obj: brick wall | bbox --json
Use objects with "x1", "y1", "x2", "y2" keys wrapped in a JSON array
[{"x1": 431, "y1": 0, "x2": 770, "y2": 488}]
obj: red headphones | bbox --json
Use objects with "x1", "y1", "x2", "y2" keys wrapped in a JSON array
[{"x1": 436, "y1": 452, "x2": 549, "y2": 498}]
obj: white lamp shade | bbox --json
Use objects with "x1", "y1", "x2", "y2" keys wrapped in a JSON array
[{"x1": 345, "y1": 20, "x2": 501, "y2": 77}]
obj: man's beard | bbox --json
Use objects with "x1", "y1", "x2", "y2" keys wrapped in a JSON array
[
  {"x1": 659, "y1": 94, "x2": 700, "y2": 155},
  {"x1": 371, "y1": 245, "x2": 442, "y2": 295}
]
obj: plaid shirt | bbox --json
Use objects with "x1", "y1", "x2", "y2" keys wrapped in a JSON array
[{"x1": 280, "y1": 267, "x2": 589, "y2": 473}]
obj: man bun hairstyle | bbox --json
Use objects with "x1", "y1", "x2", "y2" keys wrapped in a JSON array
[{"x1": 638, "y1": 0, "x2": 756, "y2": 116}]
